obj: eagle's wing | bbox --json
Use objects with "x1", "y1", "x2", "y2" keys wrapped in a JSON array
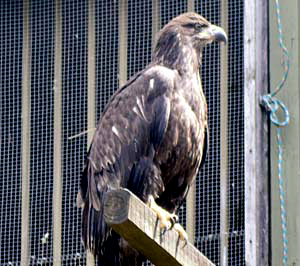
[{"x1": 78, "y1": 65, "x2": 174, "y2": 250}]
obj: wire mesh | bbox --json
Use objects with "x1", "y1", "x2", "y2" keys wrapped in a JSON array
[
  {"x1": 0, "y1": 1, "x2": 23, "y2": 265},
  {"x1": 61, "y1": 0, "x2": 88, "y2": 265},
  {"x1": 228, "y1": 1, "x2": 245, "y2": 265},
  {"x1": 127, "y1": 0, "x2": 152, "y2": 78},
  {"x1": 160, "y1": 0, "x2": 187, "y2": 27},
  {"x1": 29, "y1": 0, "x2": 55, "y2": 264},
  {"x1": 95, "y1": 0, "x2": 119, "y2": 120}
]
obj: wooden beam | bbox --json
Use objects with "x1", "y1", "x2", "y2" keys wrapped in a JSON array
[
  {"x1": 244, "y1": 0, "x2": 258, "y2": 263},
  {"x1": 53, "y1": 0, "x2": 63, "y2": 265},
  {"x1": 104, "y1": 189, "x2": 215, "y2": 266},
  {"x1": 87, "y1": 0, "x2": 96, "y2": 148},
  {"x1": 186, "y1": 184, "x2": 195, "y2": 243},
  {"x1": 152, "y1": 0, "x2": 160, "y2": 50},
  {"x1": 185, "y1": 0, "x2": 196, "y2": 244},
  {"x1": 254, "y1": 0, "x2": 269, "y2": 264},
  {"x1": 220, "y1": 1, "x2": 228, "y2": 265},
  {"x1": 245, "y1": 0, "x2": 269, "y2": 265},
  {"x1": 21, "y1": 1, "x2": 31, "y2": 265},
  {"x1": 119, "y1": 0, "x2": 128, "y2": 86},
  {"x1": 187, "y1": 0, "x2": 195, "y2": 12}
]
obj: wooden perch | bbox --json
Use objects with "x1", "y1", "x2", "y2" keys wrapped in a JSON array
[{"x1": 103, "y1": 188, "x2": 215, "y2": 266}]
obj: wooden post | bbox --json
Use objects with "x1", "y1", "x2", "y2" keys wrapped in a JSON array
[
  {"x1": 53, "y1": 0, "x2": 62, "y2": 265},
  {"x1": 186, "y1": 0, "x2": 196, "y2": 244},
  {"x1": 119, "y1": 0, "x2": 128, "y2": 86},
  {"x1": 254, "y1": 1, "x2": 269, "y2": 264},
  {"x1": 220, "y1": 1, "x2": 228, "y2": 265},
  {"x1": 244, "y1": 0, "x2": 257, "y2": 263},
  {"x1": 104, "y1": 189, "x2": 215, "y2": 266},
  {"x1": 244, "y1": 0, "x2": 269, "y2": 265},
  {"x1": 21, "y1": 1, "x2": 31, "y2": 265},
  {"x1": 152, "y1": 0, "x2": 160, "y2": 50},
  {"x1": 187, "y1": 0, "x2": 194, "y2": 12}
]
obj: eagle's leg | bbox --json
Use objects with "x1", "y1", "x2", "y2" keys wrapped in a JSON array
[{"x1": 147, "y1": 196, "x2": 188, "y2": 242}]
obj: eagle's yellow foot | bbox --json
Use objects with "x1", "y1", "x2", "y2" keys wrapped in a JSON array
[
  {"x1": 147, "y1": 196, "x2": 188, "y2": 244},
  {"x1": 147, "y1": 195, "x2": 178, "y2": 231}
]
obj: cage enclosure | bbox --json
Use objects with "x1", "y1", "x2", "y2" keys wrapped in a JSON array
[{"x1": 0, "y1": 0, "x2": 268, "y2": 265}]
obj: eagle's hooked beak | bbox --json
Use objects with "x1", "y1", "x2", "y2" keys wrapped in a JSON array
[{"x1": 209, "y1": 24, "x2": 228, "y2": 44}]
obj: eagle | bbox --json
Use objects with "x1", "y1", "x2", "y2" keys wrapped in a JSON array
[{"x1": 78, "y1": 12, "x2": 227, "y2": 265}]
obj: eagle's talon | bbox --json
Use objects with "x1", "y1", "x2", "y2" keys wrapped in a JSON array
[
  {"x1": 182, "y1": 238, "x2": 188, "y2": 248},
  {"x1": 173, "y1": 223, "x2": 188, "y2": 242},
  {"x1": 147, "y1": 195, "x2": 178, "y2": 231}
]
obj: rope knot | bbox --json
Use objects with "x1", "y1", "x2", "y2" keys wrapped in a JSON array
[{"x1": 260, "y1": 94, "x2": 290, "y2": 127}]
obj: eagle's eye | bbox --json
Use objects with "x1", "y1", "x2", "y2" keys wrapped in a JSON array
[{"x1": 194, "y1": 23, "x2": 208, "y2": 32}]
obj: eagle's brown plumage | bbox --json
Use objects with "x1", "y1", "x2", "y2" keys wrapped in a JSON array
[{"x1": 78, "y1": 12, "x2": 227, "y2": 265}]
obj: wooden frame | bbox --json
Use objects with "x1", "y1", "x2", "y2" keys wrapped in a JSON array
[
  {"x1": 244, "y1": 0, "x2": 269, "y2": 265},
  {"x1": 220, "y1": 0, "x2": 229, "y2": 265},
  {"x1": 21, "y1": 1, "x2": 31, "y2": 265},
  {"x1": 53, "y1": 0, "x2": 63, "y2": 265},
  {"x1": 185, "y1": 0, "x2": 196, "y2": 244},
  {"x1": 119, "y1": 0, "x2": 128, "y2": 87},
  {"x1": 152, "y1": 0, "x2": 160, "y2": 50}
]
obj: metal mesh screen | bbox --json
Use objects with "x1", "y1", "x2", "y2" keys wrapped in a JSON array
[
  {"x1": 95, "y1": 0, "x2": 119, "y2": 119},
  {"x1": 61, "y1": 0, "x2": 88, "y2": 264},
  {"x1": 160, "y1": 0, "x2": 187, "y2": 26},
  {"x1": 227, "y1": 1, "x2": 245, "y2": 265},
  {"x1": 29, "y1": 1, "x2": 55, "y2": 264},
  {"x1": 127, "y1": 0, "x2": 152, "y2": 78},
  {"x1": 1, "y1": 1, "x2": 245, "y2": 265},
  {"x1": 0, "y1": 1, "x2": 23, "y2": 264}
]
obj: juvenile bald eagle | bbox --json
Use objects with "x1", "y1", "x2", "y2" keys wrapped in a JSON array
[{"x1": 78, "y1": 12, "x2": 227, "y2": 265}]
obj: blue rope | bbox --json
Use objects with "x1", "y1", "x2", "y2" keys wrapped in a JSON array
[
  {"x1": 260, "y1": 0, "x2": 290, "y2": 265},
  {"x1": 271, "y1": 0, "x2": 290, "y2": 97},
  {"x1": 277, "y1": 127, "x2": 288, "y2": 265}
]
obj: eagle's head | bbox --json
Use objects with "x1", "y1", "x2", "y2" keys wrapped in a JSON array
[{"x1": 153, "y1": 12, "x2": 227, "y2": 72}]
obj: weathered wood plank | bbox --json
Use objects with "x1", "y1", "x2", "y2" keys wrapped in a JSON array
[
  {"x1": 104, "y1": 188, "x2": 215, "y2": 266},
  {"x1": 244, "y1": 0, "x2": 269, "y2": 265},
  {"x1": 21, "y1": 1, "x2": 31, "y2": 265},
  {"x1": 220, "y1": 1, "x2": 228, "y2": 265},
  {"x1": 119, "y1": 0, "x2": 128, "y2": 87},
  {"x1": 53, "y1": 0, "x2": 63, "y2": 265}
]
